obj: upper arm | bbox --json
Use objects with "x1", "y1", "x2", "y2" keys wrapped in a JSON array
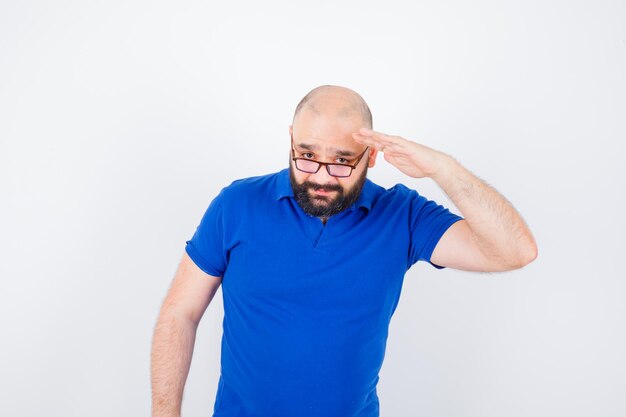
[
  {"x1": 430, "y1": 219, "x2": 515, "y2": 272},
  {"x1": 160, "y1": 251, "x2": 222, "y2": 324}
]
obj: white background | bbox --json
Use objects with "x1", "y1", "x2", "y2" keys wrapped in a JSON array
[{"x1": 1, "y1": 1, "x2": 624, "y2": 416}]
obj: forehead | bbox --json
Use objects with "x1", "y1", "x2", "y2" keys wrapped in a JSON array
[
  {"x1": 293, "y1": 127, "x2": 362, "y2": 157},
  {"x1": 292, "y1": 112, "x2": 364, "y2": 157},
  {"x1": 294, "y1": 140, "x2": 359, "y2": 157}
]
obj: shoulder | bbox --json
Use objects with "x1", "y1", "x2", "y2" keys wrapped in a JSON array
[
  {"x1": 388, "y1": 182, "x2": 420, "y2": 197},
  {"x1": 218, "y1": 170, "x2": 281, "y2": 201},
  {"x1": 368, "y1": 178, "x2": 417, "y2": 196},
  {"x1": 368, "y1": 180, "x2": 421, "y2": 207}
]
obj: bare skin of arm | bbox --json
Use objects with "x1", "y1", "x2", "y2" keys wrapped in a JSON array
[
  {"x1": 352, "y1": 128, "x2": 537, "y2": 272},
  {"x1": 151, "y1": 252, "x2": 222, "y2": 417}
]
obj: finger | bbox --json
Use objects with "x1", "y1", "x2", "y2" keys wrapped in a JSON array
[
  {"x1": 356, "y1": 127, "x2": 375, "y2": 136},
  {"x1": 353, "y1": 129, "x2": 399, "y2": 145},
  {"x1": 352, "y1": 133, "x2": 399, "y2": 149},
  {"x1": 351, "y1": 135, "x2": 382, "y2": 147},
  {"x1": 357, "y1": 127, "x2": 395, "y2": 139},
  {"x1": 353, "y1": 136, "x2": 397, "y2": 152}
]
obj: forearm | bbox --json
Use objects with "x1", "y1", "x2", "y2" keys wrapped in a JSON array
[
  {"x1": 432, "y1": 153, "x2": 538, "y2": 266},
  {"x1": 151, "y1": 312, "x2": 198, "y2": 417}
]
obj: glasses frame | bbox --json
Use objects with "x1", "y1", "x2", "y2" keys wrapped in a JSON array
[{"x1": 290, "y1": 138, "x2": 369, "y2": 178}]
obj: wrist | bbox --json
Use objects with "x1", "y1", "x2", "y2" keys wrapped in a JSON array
[{"x1": 430, "y1": 152, "x2": 458, "y2": 183}]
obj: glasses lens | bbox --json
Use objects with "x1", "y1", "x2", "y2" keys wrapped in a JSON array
[
  {"x1": 328, "y1": 164, "x2": 352, "y2": 177},
  {"x1": 295, "y1": 159, "x2": 320, "y2": 173}
]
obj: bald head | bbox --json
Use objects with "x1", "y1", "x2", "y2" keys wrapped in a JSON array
[{"x1": 292, "y1": 85, "x2": 372, "y2": 129}]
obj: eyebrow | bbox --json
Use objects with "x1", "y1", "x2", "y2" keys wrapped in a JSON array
[{"x1": 296, "y1": 142, "x2": 357, "y2": 158}]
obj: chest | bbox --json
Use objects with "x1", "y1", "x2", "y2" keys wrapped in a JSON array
[{"x1": 221, "y1": 200, "x2": 410, "y2": 314}]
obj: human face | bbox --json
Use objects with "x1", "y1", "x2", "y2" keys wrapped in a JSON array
[
  {"x1": 291, "y1": 139, "x2": 369, "y2": 178},
  {"x1": 289, "y1": 153, "x2": 368, "y2": 218},
  {"x1": 288, "y1": 115, "x2": 374, "y2": 219}
]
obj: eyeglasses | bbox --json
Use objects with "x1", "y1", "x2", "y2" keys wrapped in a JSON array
[{"x1": 291, "y1": 138, "x2": 369, "y2": 178}]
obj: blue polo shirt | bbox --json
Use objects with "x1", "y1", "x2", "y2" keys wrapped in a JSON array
[{"x1": 185, "y1": 167, "x2": 463, "y2": 417}]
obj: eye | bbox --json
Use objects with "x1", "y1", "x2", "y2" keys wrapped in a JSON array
[
  {"x1": 302, "y1": 152, "x2": 315, "y2": 159},
  {"x1": 336, "y1": 157, "x2": 349, "y2": 164}
]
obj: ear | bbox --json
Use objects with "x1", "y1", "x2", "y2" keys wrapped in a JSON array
[
  {"x1": 289, "y1": 125, "x2": 293, "y2": 136},
  {"x1": 368, "y1": 148, "x2": 378, "y2": 168}
]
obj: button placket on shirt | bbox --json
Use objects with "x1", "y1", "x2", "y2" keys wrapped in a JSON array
[
  {"x1": 293, "y1": 200, "x2": 360, "y2": 251},
  {"x1": 310, "y1": 209, "x2": 356, "y2": 249}
]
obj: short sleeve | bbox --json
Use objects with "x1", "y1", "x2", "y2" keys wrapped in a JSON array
[
  {"x1": 407, "y1": 190, "x2": 464, "y2": 270},
  {"x1": 185, "y1": 189, "x2": 228, "y2": 277}
]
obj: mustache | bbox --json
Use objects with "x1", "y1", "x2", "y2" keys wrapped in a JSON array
[{"x1": 302, "y1": 181, "x2": 343, "y2": 193}]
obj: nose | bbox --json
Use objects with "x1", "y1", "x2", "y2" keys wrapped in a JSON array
[{"x1": 309, "y1": 164, "x2": 338, "y2": 187}]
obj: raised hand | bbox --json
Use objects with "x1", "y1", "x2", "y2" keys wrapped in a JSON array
[{"x1": 352, "y1": 128, "x2": 447, "y2": 179}]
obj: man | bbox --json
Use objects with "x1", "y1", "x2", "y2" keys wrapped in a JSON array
[{"x1": 151, "y1": 85, "x2": 538, "y2": 417}]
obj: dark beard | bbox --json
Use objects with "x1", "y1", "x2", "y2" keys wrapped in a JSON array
[{"x1": 289, "y1": 163, "x2": 368, "y2": 219}]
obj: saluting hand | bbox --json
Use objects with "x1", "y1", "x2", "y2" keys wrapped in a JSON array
[{"x1": 352, "y1": 128, "x2": 448, "y2": 179}]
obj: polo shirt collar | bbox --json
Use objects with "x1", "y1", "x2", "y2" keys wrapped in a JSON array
[
  {"x1": 350, "y1": 177, "x2": 375, "y2": 213},
  {"x1": 275, "y1": 168, "x2": 295, "y2": 200},
  {"x1": 275, "y1": 167, "x2": 375, "y2": 213}
]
